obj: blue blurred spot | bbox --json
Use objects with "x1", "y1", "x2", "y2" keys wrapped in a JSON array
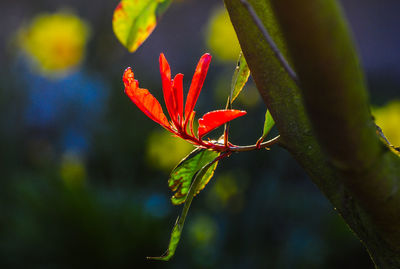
[
  {"x1": 144, "y1": 194, "x2": 171, "y2": 218},
  {"x1": 281, "y1": 228, "x2": 325, "y2": 266},
  {"x1": 24, "y1": 70, "x2": 106, "y2": 127},
  {"x1": 18, "y1": 59, "x2": 108, "y2": 154},
  {"x1": 62, "y1": 128, "x2": 88, "y2": 155}
]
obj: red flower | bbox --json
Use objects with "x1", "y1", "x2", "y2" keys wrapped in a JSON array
[{"x1": 123, "y1": 53, "x2": 246, "y2": 151}]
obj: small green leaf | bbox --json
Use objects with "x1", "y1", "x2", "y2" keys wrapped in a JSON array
[
  {"x1": 230, "y1": 52, "x2": 250, "y2": 104},
  {"x1": 148, "y1": 157, "x2": 220, "y2": 261},
  {"x1": 224, "y1": 52, "x2": 250, "y2": 133},
  {"x1": 169, "y1": 148, "x2": 219, "y2": 205},
  {"x1": 112, "y1": 0, "x2": 171, "y2": 53},
  {"x1": 262, "y1": 109, "x2": 275, "y2": 139}
]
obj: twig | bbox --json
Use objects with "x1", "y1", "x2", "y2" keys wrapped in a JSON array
[
  {"x1": 228, "y1": 135, "x2": 280, "y2": 152},
  {"x1": 239, "y1": 0, "x2": 300, "y2": 87}
]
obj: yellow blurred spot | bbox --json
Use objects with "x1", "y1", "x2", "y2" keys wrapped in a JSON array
[
  {"x1": 18, "y1": 11, "x2": 90, "y2": 77},
  {"x1": 188, "y1": 215, "x2": 217, "y2": 247},
  {"x1": 372, "y1": 100, "x2": 400, "y2": 147},
  {"x1": 60, "y1": 153, "x2": 86, "y2": 188},
  {"x1": 146, "y1": 130, "x2": 194, "y2": 172},
  {"x1": 206, "y1": 172, "x2": 248, "y2": 213},
  {"x1": 235, "y1": 85, "x2": 260, "y2": 107},
  {"x1": 206, "y1": 7, "x2": 241, "y2": 62},
  {"x1": 212, "y1": 174, "x2": 238, "y2": 205}
]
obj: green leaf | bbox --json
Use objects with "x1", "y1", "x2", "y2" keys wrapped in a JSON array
[
  {"x1": 168, "y1": 148, "x2": 219, "y2": 205},
  {"x1": 262, "y1": 109, "x2": 275, "y2": 139},
  {"x1": 230, "y1": 52, "x2": 250, "y2": 104},
  {"x1": 224, "y1": 52, "x2": 249, "y2": 135},
  {"x1": 148, "y1": 156, "x2": 220, "y2": 261},
  {"x1": 112, "y1": 0, "x2": 171, "y2": 53}
]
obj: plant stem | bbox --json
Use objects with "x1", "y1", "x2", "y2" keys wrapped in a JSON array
[
  {"x1": 175, "y1": 123, "x2": 280, "y2": 153},
  {"x1": 226, "y1": 0, "x2": 400, "y2": 266},
  {"x1": 228, "y1": 135, "x2": 280, "y2": 152}
]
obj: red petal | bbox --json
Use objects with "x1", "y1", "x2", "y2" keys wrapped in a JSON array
[
  {"x1": 184, "y1": 53, "x2": 212, "y2": 122},
  {"x1": 159, "y1": 53, "x2": 178, "y2": 124},
  {"x1": 197, "y1": 110, "x2": 247, "y2": 139},
  {"x1": 123, "y1": 67, "x2": 171, "y2": 130},
  {"x1": 188, "y1": 111, "x2": 196, "y2": 137},
  {"x1": 172, "y1": 73, "x2": 184, "y2": 124}
]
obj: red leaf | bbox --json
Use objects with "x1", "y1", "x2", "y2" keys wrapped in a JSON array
[
  {"x1": 159, "y1": 54, "x2": 177, "y2": 124},
  {"x1": 197, "y1": 110, "x2": 247, "y2": 139},
  {"x1": 184, "y1": 53, "x2": 212, "y2": 122},
  {"x1": 172, "y1": 73, "x2": 184, "y2": 124},
  {"x1": 123, "y1": 67, "x2": 171, "y2": 130}
]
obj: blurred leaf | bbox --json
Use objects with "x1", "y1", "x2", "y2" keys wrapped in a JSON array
[
  {"x1": 112, "y1": 0, "x2": 171, "y2": 53},
  {"x1": 230, "y1": 52, "x2": 250, "y2": 104},
  {"x1": 262, "y1": 109, "x2": 275, "y2": 139},
  {"x1": 149, "y1": 157, "x2": 219, "y2": 261},
  {"x1": 169, "y1": 148, "x2": 219, "y2": 205}
]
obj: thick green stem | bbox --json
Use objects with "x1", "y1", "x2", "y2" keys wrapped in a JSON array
[
  {"x1": 271, "y1": 0, "x2": 379, "y2": 170},
  {"x1": 224, "y1": 0, "x2": 400, "y2": 267}
]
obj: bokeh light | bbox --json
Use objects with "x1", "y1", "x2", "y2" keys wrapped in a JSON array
[
  {"x1": 206, "y1": 7, "x2": 241, "y2": 62},
  {"x1": 60, "y1": 152, "x2": 86, "y2": 188},
  {"x1": 18, "y1": 11, "x2": 90, "y2": 77},
  {"x1": 146, "y1": 130, "x2": 194, "y2": 172}
]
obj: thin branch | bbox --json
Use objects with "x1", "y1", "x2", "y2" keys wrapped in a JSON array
[
  {"x1": 228, "y1": 135, "x2": 280, "y2": 152},
  {"x1": 239, "y1": 0, "x2": 300, "y2": 87}
]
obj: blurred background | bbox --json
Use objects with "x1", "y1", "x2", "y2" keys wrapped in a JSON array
[{"x1": 0, "y1": 0, "x2": 399, "y2": 268}]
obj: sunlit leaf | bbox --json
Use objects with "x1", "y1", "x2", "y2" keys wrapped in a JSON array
[
  {"x1": 159, "y1": 54, "x2": 184, "y2": 125},
  {"x1": 230, "y1": 52, "x2": 250, "y2": 104},
  {"x1": 184, "y1": 54, "x2": 212, "y2": 121},
  {"x1": 159, "y1": 53, "x2": 176, "y2": 122},
  {"x1": 169, "y1": 148, "x2": 219, "y2": 205},
  {"x1": 223, "y1": 53, "x2": 250, "y2": 137},
  {"x1": 149, "y1": 156, "x2": 220, "y2": 261},
  {"x1": 262, "y1": 109, "x2": 275, "y2": 139},
  {"x1": 198, "y1": 110, "x2": 247, "y2": 139},
  {"x1": 123, "y1": 67, "x2": 171, "y2": 129},
  {"x1": 172, "y1": 73, "x2": 184, "y2": 123},
  {"x1": 112, "y1": 0, "x2": 171, "y2": 53}
]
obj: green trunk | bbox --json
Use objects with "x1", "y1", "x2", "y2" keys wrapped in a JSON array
[{"x1": 224, "y1": 0, "x2": 400, "y2": 267}]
